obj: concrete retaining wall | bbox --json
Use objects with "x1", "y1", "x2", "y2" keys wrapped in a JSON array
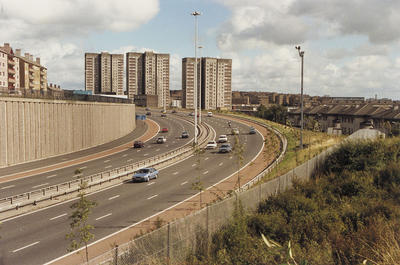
[{"x1": 0, "y1": 97, "x2": 135, "y2": 168}]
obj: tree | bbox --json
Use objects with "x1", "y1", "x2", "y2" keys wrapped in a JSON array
[
  {"x1": 233, "y1": 135, "x2": 245, "y2": 190},
  {"x1": 66, "y1": 182, "x2": 97, "y2": 263},
  {"x1": 192, "y1": 144, "x2": 205, "y2": 209}
]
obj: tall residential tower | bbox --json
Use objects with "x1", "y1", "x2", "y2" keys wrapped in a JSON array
[
  {"x1": 182, "y1": 57, "x2": 232, "y2": 110},
  {"x1": 85, "y1": 52, "x2": 124, "y2": 95},
  {"x1": 126, "y1": 51, "x2": 170, "y2": 108}
]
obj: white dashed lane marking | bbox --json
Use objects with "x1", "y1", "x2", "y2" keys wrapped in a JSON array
[
  {"x1": 173, "y1": 172, "x2": 179, "y2": 175},
  {"x1": 32, "y1": 183, "x2": 49, "y2": 189},
  {"x1": 147, "y1": 182, "x2": 155, "y2": 186},
  {"x1": 108, "y1": 195, "x2": 120, "y2": 200},
  {"x1": 219, "y1": 162, "x2": 223, "y2": 166},
  {"x1": 203, "y1": 171, "x2": 209, "y2": 175},
  {"x1": 96, "y1": 213, "x2": 112, "y2": 221},
  {"x1": 12, "y1": 241, "x2": 40, "y2": 253},
  {"x1": 49, "y1": 213, "x2": 67, "y2": 221},
  {"x1": 46, "y1": 174, "x2": 57, "y2": 179},
  {"x1": 181, "y1": 181, "x2": 188, "y2": 185},
  {"x1": 1, "y1": 185, "x2": 15, "y2": 190},
  {"x1": 104, "y1": 160, "x2": 110, "y2": 163},
  {"x1": 147, "y1": 194, "x2": 158, "y2": 200},
  {"x1": 105, "y1": 165, "x2": 112, "y2": 169}
]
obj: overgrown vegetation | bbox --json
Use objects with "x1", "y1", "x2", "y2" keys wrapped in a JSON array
[{"x1": 187, "y1": 138, "x2": 400, "y2": 265}]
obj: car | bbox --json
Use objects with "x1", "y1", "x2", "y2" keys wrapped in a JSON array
[
  {"x1": 161, "y1": 127, "x2": 169, "y2": 133},
  {"x1": 206, "y1": 141, "x2": 217, "y2": 149},
  {"x1": 249, "y1": 127, "x2": 256, "y2": 134},
  {"x1": 218, "y1": 135, "x2": 228, "y2": 143},
  {"x1": 133, "y1": 140, "x2": 144, "y2": 148},
  {"x1": 161, "y1": 113, "x2": 167, "y2": 117},
  {"x1": 171, "y1": 110, "x2": 177, "y2": 113},
  {"x1": 146, "y1": 111, "x2": 151, "y2": 116},
  {"x1": 156, "y1": 136, "x2": 166, "y2": 144},
  {"x1": 231, "y1": 128, "x2": 240, "y2": 135},
  {"x1": 219, "y1": 143, "x2": 232, "y2": 153},
  {"x1": 181, "y1": 131, "x2": 189, "y2": 138},
  {"x1": 207, "y1": 112, "x2": 213, "y2": 117},
  {"x1": 145, "y1": 108, "x2": 150, "y2": 111},
  {"x1": 132, "y1": 167, "x2": 158, "y2": 182}
]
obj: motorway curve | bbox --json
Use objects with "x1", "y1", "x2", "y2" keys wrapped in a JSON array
[{"x1": 0, "y1": 113, "x2": 263, "y2": 265}]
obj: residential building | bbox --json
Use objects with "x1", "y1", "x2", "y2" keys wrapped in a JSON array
[
  {"x1": 0, "y1": 43, "x2": 47, "y2": 92},
  {"x1": 182, "y1": 57, "x2": 232, "y2": 110},
  {"x1": 84, "y1": 52, "x2": 124, "y2": 95},
  {"x1": 126, "y1": 51, "x2": 170, "y2": 108}
]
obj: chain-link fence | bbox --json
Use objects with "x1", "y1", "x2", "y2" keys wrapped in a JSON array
[{"x1": 85, "y1": 129, "x2": 383, "y2": 265}]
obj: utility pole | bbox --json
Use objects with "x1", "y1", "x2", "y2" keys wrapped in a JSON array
[{"x1": 295, "y1": 45, "x2": 305, "y2": 149}]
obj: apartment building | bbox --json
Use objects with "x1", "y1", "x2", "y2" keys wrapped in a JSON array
[
  {"x1": 0, "y1": 43, "x2": 47, "y2": 92},
  {"x1": 182, "y1": 57, "x2": 232, "y2": 110},
  {"x1": 126, "y1": 51, "x2": 170, "y2": 108},
  {"x1": 84, "y1": 52, "x2": 124, "y2": 95}
]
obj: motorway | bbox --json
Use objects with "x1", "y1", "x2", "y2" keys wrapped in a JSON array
[
  {"x1": 0, "y1": 113, "x2": 264, "y2": 265},
  {"x1": 0, "y1": 115, "x2": 194, "y2": 199}
]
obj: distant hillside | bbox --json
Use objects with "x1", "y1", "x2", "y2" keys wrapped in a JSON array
[{"x1": 187, "y1": 138, "x2": 400, "y2": 265}]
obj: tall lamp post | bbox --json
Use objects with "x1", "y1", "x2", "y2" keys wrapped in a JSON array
[
  {"x1": 198, "y1": 45, "x2": 203, "y2": 124},
  {"x1": 191, "y1": 11, "x2": 201, "y2": 144},
  {"x1": 295, "y1": 45, "x2": 304, "y2": 149}
]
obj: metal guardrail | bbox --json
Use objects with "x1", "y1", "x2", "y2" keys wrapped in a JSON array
[{"x1": 0, "y1": 120, "x2": 212, "y2": 213}]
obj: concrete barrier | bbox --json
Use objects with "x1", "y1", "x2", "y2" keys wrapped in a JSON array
[{"x1": 0, "y1": 97, "x2": 136, "y2": 168}]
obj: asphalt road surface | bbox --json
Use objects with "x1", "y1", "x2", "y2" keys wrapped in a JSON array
[{"x1": 0, "y1": 113, "x2": 263, "y2": 265}]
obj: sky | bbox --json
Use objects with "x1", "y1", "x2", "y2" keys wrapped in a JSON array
[{"x1": 1, "y1": 0, "x2": 400, "y2": 100}]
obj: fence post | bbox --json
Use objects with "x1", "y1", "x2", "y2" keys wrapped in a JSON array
[
  {"x1": 167, "y1": 222, "x2": 171, "y2": 265},
  {"x1": 114, "y1": 245, "x2": 119, "y2": 265}
]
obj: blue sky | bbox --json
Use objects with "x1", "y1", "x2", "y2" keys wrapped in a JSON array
[{"x1": 1, "y1": 0, "x2": 400, "y2": 100}]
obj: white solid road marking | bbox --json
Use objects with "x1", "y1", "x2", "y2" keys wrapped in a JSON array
[
  {"x1": 122, "y1": 154, "x2": 128, "y2": 157},
  {"x1": 104, "y1": 160, "x2": 110, "y2": 163},
  {"x1": 181, "y1": 181, "x2": 188, "y2": 185},
  {"x1": 12, "y1": 241, "x2": 40, "y2": 253},
  {"x1": 147, "y1": 182, "x2": 155, "y2": 186},
  {"x1": 219, "y1": 162, "x2": 223, "y2": 166},
  {"x1": 147, "y1": 194, "x2": 158, "y2": 200},
  {"x1": 203, "y1": 171, "x2": 209, "y2": 175},
  {"x1": 108, "y1": 195, "x2": 120, "y2": 200},
  {"x1": 46, "y1": 174, "x2": 57, "y2": 179},
  {"x1": 105, "y1": 165, "x2": 112, "y2": 169},
  {"x1": 49, "y1": 213, "x2": 67, "y2": 221},
  {"x1": 32, "y1": 183, "x2": 49, "y2": 189},
  {"x1": 173, "y1": 172, "x2": 179, "y2": 175},
  {"x1": 1, "y1": 185, "x2": 15, "y2": 190},
  {"x1": 96, "y1": 213, "x2": 112, "y2": 221}
]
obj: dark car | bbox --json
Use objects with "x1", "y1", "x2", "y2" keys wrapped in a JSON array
[
  {"x1": 181, "y1": 131, "x2": 189, "y2": 138},
  {"x1": 161, "y1": 113, "x2": 167, "y2": 117},
  {"x1": 133, "y1": 140, "x2": 144, "y2": 148},
  {"x1": 249, "y1": 127, "x2": 256, "y2": 134},
  {"x1": 219, "y1": 143, "x2": 232, "y2": 153},
  {"x1": 172, "y1": 110, "x2": 177, "y2": 113},
  {"x1": 146, "y1": 112, "x2": 151, "y2": 116}
]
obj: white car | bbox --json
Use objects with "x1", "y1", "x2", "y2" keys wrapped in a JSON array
[
  {"x1": 207, "y1": 112, "x2": 213, "y2": 117},
  {"x1": 218, "y1": 135, "x2": 228, "y2": 143},
  {"x1": 206, "y1": 141, "x2": 217, "y2": 149},
  {"x1": 156, "y1": 136, "x2": 166, "y2": 144}
]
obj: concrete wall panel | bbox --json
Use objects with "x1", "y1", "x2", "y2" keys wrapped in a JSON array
[{"x1": 0, "y1": 97, "x2": 135, "y2": 168}]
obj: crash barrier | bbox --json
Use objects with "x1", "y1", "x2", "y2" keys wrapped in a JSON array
[
  {"x1": 0, "y1": 120, "x2": 212, "y2": 213},
  {"x1": 84, "y1": 126, "x2": 382, "y2": 265}
]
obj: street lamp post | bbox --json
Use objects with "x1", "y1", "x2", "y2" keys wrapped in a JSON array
[
  {"x1": 192, "y1": 11, "x2": 201, "y2": 144},
  {"x1": 198, "y1": 45, "x2": 203, "y2": 124},
  {"x1": 295, "y1": 45, "x2": 305, "y2": 149}
]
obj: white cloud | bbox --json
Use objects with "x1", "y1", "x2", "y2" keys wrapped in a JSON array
[
  {"x1": 214, "y1": 0, "x2": 400, "y2": 99},
  {"x1": 0, "y1": 0, "x2": 160, "y2": 90}
]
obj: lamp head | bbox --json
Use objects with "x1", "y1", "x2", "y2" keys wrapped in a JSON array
[
  {"x1": 295, "y1": 45, "x2": 300, "y2": 50},
  {"x1": 191, "y1": 11, "x2": 201, "y2": 16}
]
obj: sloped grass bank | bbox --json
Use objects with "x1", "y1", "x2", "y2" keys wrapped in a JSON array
[{"x1": 188, "y1": 138, "x2": 400, "y2": 265}]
